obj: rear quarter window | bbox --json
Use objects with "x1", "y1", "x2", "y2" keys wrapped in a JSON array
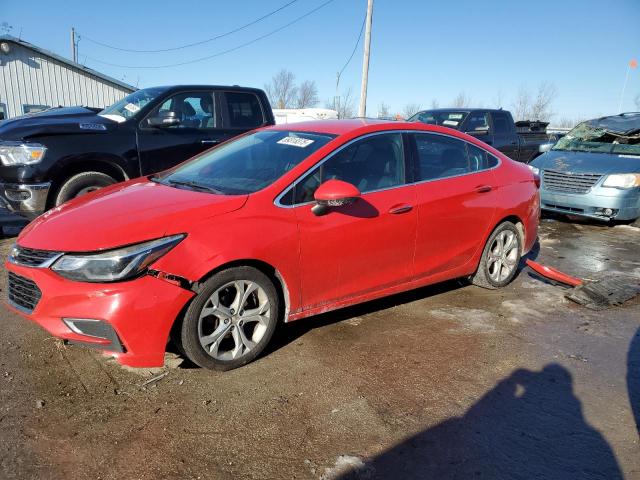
[{"x1": 223, "y1": 92, "x2": 265, "y2": 129}]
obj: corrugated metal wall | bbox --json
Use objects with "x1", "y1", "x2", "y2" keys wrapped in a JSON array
[{"x1": 0, "y1": 41, "x2": 133, "y2": 119}]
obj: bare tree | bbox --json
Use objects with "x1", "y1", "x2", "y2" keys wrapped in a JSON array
[
  {"x1": 530, "y1": 82, "x2": 557, "y2": 121},
  {"x1": 327, "y1": 88, "x2": 356, "y2": 119},
  {"x1": 264, "y1": 69, "x2": 298, "y2": 109},
  {"x1": 634, "y1": 93, "x2": 640, "y2": 110},
  {"x1": 295, "y1": 80, "x2": 319, "y2": 108},
  {"x1": 377, "y1": 102, "x2": 390, "y2": 118},
  {"x1": 555, "y1": 117, "x2": 579, "y2": 129},
  {"x1": 0, "y1": 22, "x2": 12, "y2": 35},
  {"x1": 451, "y1": 92, "x2": 471, "y2": 108},
  {"x1": 430, "y1": 99, "x2": 440, "y2": 109},
  {"x1": 492, "y1": 90, "x2": 504, "y2": 109},
  {"x1": 402, "y1": 103, "x2": 422, "y2": 119},
  {"x1": 511, "y1": 86, "x2": 532, "y2": 121}
]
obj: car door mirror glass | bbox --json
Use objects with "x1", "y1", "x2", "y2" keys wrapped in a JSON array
[
  {"x1": 312, "y1": 179, "x2": 361, "y2": 216},
  {"x1": 147, "y1": 111, "x2": 181, "y2": 128}
]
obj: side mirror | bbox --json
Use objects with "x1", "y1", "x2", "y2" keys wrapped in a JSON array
[
  {"x1": 311, "y1": 179, "x2": 361, "y2": 216},
  {"x1": 147, "y1": 111, "x2": 181, "y2": 128},
  {"x1": 539, "y1": 142, "x2": 554, "y2": 154}
]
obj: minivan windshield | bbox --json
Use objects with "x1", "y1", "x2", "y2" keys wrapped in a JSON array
[
  {"x1": 553, "y1": 122, "x2": 640, "y2": 156},
  {"x1": 155, "y1": 130, "x2": 335, "y2": 195},
  {"x1": 99, "y1": 87, "x2": 166, "y2": 123},
  {"x1": 408, "y1": 110, "x2": 469, "y2": 129}
]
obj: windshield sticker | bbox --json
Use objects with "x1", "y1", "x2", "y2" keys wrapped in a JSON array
[
  {"x1": 449, "y1": 114, "x2": 464, "y2": 119},
  {"x1": 79, "y1": 123, "x2": 107, "y2": 131},
  {"x1": 124, "y1": 103, "x2": 140, "y2": 113},
  {"x1": 443, "y1": 120, "x2": 459, "y2": 126},
  {"x1": 277, "y1": 136, "x2": 315, "y2": 148}
]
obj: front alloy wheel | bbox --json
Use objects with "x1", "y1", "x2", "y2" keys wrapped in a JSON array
[{"x1": 180, "y1": 267, "x2": 279, "y2": 370}]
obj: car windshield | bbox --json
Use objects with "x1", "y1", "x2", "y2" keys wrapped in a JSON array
[
  {"x1": 99, "y1": 87, "x2": 166, "y2": 123},
  {"x1": 552, "y1": 122, "x2": 640, "y2": 156},
  {"x1": 408, "y1": 110, "x2": 469, "y2": 129},
  {"x1": 155, "y1": 130, "x2": 335, "y2": 195}
]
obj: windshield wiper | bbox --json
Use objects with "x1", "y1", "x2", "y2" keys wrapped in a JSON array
[{"x1": 166, "y1": 179, "x2": 224, "y2": 194}]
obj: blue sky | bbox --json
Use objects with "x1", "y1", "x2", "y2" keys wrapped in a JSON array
[{"x1": 3, "y1": 0, "x2": 640, "y2": 120}]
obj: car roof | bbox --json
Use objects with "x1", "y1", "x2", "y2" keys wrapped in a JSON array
[
  {"x1": 586, "y1": 113, "x2": 640, "y2": 136},
  {"x1": 267, "y1": 118, "x2": 457, "y2": 136},
  {"x1": 142, "y1": 85, "x2": 267, "y2": 94}
]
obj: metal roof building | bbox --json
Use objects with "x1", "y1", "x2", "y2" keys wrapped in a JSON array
[{"x1": 0, "y1": 35, "x2": 135, "y2": 120}]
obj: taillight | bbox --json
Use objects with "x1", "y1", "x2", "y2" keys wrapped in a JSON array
[{"x1": 534, "y1": 173, "x2": 541, "y2": 189}]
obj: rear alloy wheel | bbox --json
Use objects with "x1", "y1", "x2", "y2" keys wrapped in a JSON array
[
  {"x1": 54, "y1": 171, "x2": 117, "y2": 206},
  {"x1": 471, "y1": 221, "x2": 521, "y2": 289},
  {"x1": 180, "y1": 267, "x2": 279, "y2": 370}
]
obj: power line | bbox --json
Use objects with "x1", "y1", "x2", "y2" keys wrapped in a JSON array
[
  {"x1": 83, "y1": 0, "x2": 335, "y2": 69},
  {"x1": 338, "y1": 11, "x2": 366, "y2": 79},
  {"x1": 79, "y1": 0, "x2": 299, "y2": 53}
]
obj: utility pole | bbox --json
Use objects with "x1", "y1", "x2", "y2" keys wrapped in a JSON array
[
  {"x1": 70, "y1": 28, "x2": 77, "y2": 63},
  {"x1": 358, "y1": 0, "x2": 374, "y2": 118}
]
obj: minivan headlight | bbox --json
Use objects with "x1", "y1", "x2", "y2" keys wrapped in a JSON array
[
  {"x1": 602, "y1": 173, "x2": 640, "y2": 189},
  {"x1": 51, "y1": 234, "x2": 184, "y2": 282},
  {"x1": 527, "y1": 165, "x2": 540, "y2": 175},
  {"x1": 0, "y1": 141, "x2": 47, "y2": 166}
]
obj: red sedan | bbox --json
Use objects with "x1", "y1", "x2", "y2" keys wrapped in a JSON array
[{"x1": 5, "y1": 120, "x2": 539, "y2": 370}]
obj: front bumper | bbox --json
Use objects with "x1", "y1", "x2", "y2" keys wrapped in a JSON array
[
  {"x1": 0, "y1": 182, "x2": 51, "y2": 219},
  {"x1": 4, "y1": 262, "x2": 195, "y2": 367},
  {"x1": 539, "y1": 188, "x2": 640, "y2": 221}
]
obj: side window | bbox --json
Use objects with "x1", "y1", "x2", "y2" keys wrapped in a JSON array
[
  {"x1": 464, "y1": 112, "x2": 489, "y2": 132},
  {"x1": 492, "y1": 112, "x2": 511, "y2": 135},
  {"x1": 223, "y1": 92, "x2": 264, "y2": 129},
  {"x1": 0, "y1": 103, "x2": 6, "y2": 120},
  {"x1": 151, "y1": 92, "x2": 215, "y2": 129},
  {"x1": 414, "y1": 134, "x2": 471, "y2": 181},
  {"x1": 467, "y1": 143, "x2": 499, "y2": 171},
  {"x1": 23, "y1": 104, "x2": 49, "y2": 114},
  {"x1": 291, "y1": 133, "x2": 405, "y2": 204}
]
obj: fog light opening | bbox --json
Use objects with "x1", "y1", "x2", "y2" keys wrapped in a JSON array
[
  {"x1": 5, "y1": 189, "x2": 32, "y2": 201},
  {"x1": 62, "y1": 318, "x2": 125, "y2": 353}
]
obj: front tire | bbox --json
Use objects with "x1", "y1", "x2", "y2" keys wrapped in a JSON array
[
  {"x1": 180, "y1": 267, "x2": 279, "y2": 371},
  {"x1": 471, "y1": 221, "x2": 521, "y2": 289},
  {"x1": 54, "y1": 171, "x2": 117, "y2": 206}
]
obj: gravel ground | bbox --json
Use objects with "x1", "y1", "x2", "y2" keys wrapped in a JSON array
[{"x1": 0, "y1": 217, "x2": 638, "y2": 479}]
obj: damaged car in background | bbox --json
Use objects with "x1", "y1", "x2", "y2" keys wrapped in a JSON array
[{"x1": 529, "y1": 112, "x2": 640, "y2": 224}]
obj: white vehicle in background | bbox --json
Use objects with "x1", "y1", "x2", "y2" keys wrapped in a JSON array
[{"x1": 273, "y1": 108, "x2": 338, "y2": 125}]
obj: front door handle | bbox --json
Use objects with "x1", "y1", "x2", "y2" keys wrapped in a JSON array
[
  {"x1": 388, "y1": 204, "x2": 413, "y2": 214},
  {"x1": 201, "y1": 139, "x2": 220, "y2": 145},
  {"x1": 475, "y1": 185, "x2": 492, "y2": 193}
]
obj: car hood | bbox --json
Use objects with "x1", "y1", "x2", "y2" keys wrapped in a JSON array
[
  {"x1": 0, "y1": 107, "x2": 118, "y2": 141},
  {"x1": 531, "y1": 149, "x2": 640, "y2": 174},
  {"x1": 17, "y1": 179, "x2": 248, "y2": 252}
]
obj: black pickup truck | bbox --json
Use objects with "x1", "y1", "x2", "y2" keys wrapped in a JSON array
[
  {"x1": 0, "y1": 85, "x2": 274, "y2": 218},
  {"x1": 408, "y1": 108, "x2": 554, "y2": 163}
]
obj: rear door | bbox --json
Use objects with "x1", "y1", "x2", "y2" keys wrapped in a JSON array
[
  {"x1": 490, "y1": 111, "x2": 519, "y2": 160},
  {"x1": 137, "y1": 90, "x2": 224, "y2": 174},
  {"x1": 410, "y1": 132, "x2": 499, "y2": 279},
  {"x1": 217, "y1": 91, "x2": 269, "y2": 139}
]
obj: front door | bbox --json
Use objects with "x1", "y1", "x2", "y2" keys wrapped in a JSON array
[
  {"x1": 288, "y1": 132, "x2": 417, "y2": 310},
  {"x1": 137, "y1": 90, "x2": 225, "y2": 175}
]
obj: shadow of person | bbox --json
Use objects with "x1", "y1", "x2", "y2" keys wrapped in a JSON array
[
  {"x1": 628, "y1": 327, "x2": 640, "y2": 436},
  {"x1": 349, "y1": 364, "x2": 622, "y2": 480}
]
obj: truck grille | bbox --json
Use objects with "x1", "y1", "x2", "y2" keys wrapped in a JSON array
[
  {"x1": 542, "y1": 169, "x2": 602, "y2": 194},
  {"x1": 7, "y1": 272, "x2": 42, "y2": 313},
  {"x1": 9, "y1": 246, "x2": 61, "y2": 267}
]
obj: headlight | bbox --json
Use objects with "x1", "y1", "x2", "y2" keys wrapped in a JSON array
[
  {"x1": 51, "y1": 234, "x2": 184, "y2": 282},
  {"x1": 0, "y1": 141, "x2": 47, "y2": 166},
  {"x1": 528, "y1": 165, "x2": 540, "y2": 175},
  {"x1": 602, "y1": 173, "x2": 640, "y2": 189}
]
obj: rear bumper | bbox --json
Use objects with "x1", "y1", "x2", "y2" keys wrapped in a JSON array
[
  {"x1": 4, "y1": 262, "x2": 195, "y2": 367},
  {"x1": 0, "y1": 182, "x2": 50, "y2": 219},
  {"x1": 540, "y1": 189, "x2": 640, "y2": 221}
]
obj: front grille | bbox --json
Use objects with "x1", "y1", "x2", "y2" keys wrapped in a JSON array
[
  {"x1": 9, "y1": 246, "x2": 60, "y2": 267},
  {"x1": 7, "y1": 272, "x2": 42, "y2": 313},
  {"x1": 542, "y1": 169, "x2": 602, "y2": 194}
]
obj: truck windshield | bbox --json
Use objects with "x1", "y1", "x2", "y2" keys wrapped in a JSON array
[
  {"x1": 552, "y1": 123, "x2": 640, "y2": 156},
  {"x1": 408, "y1": 110, "x2": 469, "y2": 129},
  {"x1": 99, "y1": 87, "x2": 166, "y2": 123},
  {"x1": 155, "y1": 130, "x2": 335, "y2": 195}
]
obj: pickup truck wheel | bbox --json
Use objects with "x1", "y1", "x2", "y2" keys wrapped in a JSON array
[
  {"x1": 180, "y1": 267, "x2": 279, "y2": 371},
  {"x1": 54, "y1": 172, "x2": 117, "y2": 206},
  {"x1": 471, "y1": 221, "x2": 521, "y2": 289}
]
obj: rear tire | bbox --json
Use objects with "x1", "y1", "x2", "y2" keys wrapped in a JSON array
[
  {"x1": 54, "y1": 171, "x2": 117, "y2": 206},
  {"x1": 471, "y1": 221, "x2": 521, "y2": 289},
  {"x1": 180, "y1": 267, "x2": 279, "y2": 371}
]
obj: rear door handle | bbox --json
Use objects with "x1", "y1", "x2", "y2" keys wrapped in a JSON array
[
  {"x1": 388, "y1": 204, "x2": 413, "y2": 214},
  {"x1": 201, "y1": 139, "x2": 220, "y2": 145},
  {"x1": 475, "y1": 185, "x2": 492, "y2": 193}
]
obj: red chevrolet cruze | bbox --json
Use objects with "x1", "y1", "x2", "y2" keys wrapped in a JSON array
[{"x1": 5, "y1": 120, "x2": 539, "y2": 370}]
